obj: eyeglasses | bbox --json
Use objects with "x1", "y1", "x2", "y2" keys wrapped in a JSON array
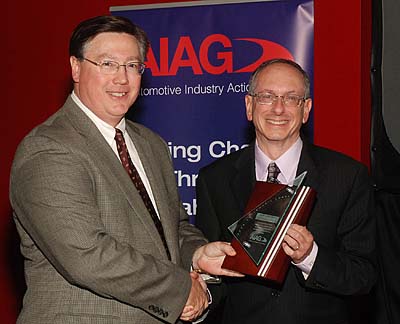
[
  {"x1": 248, "y1": 92, "x2": 306, "y2": 108},
  {"x1": 83, "y1": 58, "x2": 146, "y2": 75}
]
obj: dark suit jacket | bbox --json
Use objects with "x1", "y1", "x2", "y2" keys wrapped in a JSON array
[
  {"x1": 195, "y1": 141, "x2": 376, "y2": 324},
  {"x1": 10, "y1": 96, "x2": 207, "y2": 324}
]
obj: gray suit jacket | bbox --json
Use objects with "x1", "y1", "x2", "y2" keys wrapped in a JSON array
[{"x1": 10, "y1": 96, "x2": 207, "y2": 324}]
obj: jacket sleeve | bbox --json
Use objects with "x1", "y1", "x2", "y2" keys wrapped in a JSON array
[
  {"x1": 304, "y1": 163, "x2": 377, "y2": 295},
  {"x1": 194, "y1": 170, "x2": 228, "y2": 308}
]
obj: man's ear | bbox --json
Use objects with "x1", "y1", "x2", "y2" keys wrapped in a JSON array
[
  {"x1": 245, "y1": 95, "x2": 254, "y2": 121},
  {"x1": 70, "y1": 56, "x2": 81, "y2": 83},
  {"x1": 302, "y1": 98, "x2": 312, "y2": 124}
]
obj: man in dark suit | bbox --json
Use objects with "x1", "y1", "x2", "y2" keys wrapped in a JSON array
[
  {"x1": 9, "y1": 16, "x2": 240, "y2": 324},
  {"x1": 195, "y1": 59, "x2": 376, "y2": 324}
]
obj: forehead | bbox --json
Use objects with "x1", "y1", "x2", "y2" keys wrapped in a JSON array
[
  {"x1": 84, "y1": 32, "x2": 140, "y2": 59},
  {"x1": 255, "y1": 63, "x2": 305, "y2": 93}
]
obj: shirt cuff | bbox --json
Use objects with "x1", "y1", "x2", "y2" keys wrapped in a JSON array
[{"x1": 292, "y1": 241, "x2": 318, "y2": 279}]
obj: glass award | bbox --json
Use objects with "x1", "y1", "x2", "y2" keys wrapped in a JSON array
[{"x1": 222, "y1": 172, "x2": 316, "y2": 284}]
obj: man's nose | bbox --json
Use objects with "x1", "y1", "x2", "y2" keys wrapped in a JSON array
[{"x1": 113, "y1": 65, "x2": 129, "y2": 84}]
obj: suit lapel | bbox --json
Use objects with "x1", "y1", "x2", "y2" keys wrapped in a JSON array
[
  {"x1": 297, "y1": 140, "x2": 326, "y2": 229},
  {"x1": 125, "y1": 123, "x2": 178, "y2": 259},
  {"x1": 230, "y1": 145, "x2": 257, "y2": 218},
  {"x1": 297, "y1": 140, "x2": 321, "y2": 191},
  {"x1": 63, "y1": 97, "x2": 170, "y2": 258}
]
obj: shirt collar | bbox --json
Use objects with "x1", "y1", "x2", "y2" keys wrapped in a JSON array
[
  {"x1": 71, "y1": 91, "x2": 126, "y2": 145},
  {"x1": 255, "y1": 137, "x2": 303, "y2": 184}
]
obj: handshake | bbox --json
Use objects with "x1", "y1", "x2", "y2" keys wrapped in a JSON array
[{"x1": 180, "y1": 242, "x2": 244, "y2": 322}]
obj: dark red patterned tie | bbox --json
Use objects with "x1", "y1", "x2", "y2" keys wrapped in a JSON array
[
  {"x1": 267, "y1": 162, "x2": 281, "y2": 183},
  {"x1": 115, "y1": 128, "x2": 171, "y2": 260}
]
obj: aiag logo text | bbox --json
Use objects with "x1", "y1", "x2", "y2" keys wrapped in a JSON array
[{"x1": 145, "y1": 34, "x2": 293, "y2": 76}]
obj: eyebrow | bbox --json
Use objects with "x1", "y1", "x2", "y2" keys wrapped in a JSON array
[
  {"x1": 95, "y1": 54, "x2": 141, "y2": 62},
  {"x1": 256, "y1": 89, "x2": 300, "y2": 94}
]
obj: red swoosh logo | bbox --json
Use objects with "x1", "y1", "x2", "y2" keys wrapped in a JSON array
[{"x1": 234, "y1": 38, "x2": 294, "y2": 73}]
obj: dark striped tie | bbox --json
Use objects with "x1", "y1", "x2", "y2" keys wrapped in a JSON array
[
  {"x1": 115, "y1": 128, "x2": 171, "y2": 260},
  {"x1": 267, "y1": 162, "x2": 281, "y2": 183}
]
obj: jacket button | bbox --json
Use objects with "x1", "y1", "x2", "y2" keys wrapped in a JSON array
[{"x1": 271, "y1": 290, "x2": 280, "y2": 297}]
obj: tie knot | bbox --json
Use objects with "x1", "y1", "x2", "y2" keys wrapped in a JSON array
[
  {"x1": 115, "y1": 128, "x2": 126, "y2": 145},
  {"x1": 267, "y1": 162, "x2": 280, "y2": 183}
]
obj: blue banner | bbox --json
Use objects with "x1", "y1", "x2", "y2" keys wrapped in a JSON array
[{"x1": 111, "y1": 0, "x2": 314, "y2": 219}]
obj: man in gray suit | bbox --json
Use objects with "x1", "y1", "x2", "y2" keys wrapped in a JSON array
[{"x1": 10, "y1": 15, "x2": 240, "y2": 324}]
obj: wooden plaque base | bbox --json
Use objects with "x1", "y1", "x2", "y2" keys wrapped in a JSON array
[{"x1": 222, "y1": 180, "x2": 316, "y2": 284}]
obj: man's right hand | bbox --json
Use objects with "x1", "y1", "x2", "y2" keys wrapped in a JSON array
[{"x1": 180, "y1": 272, "x2": 208, "y2": 322}]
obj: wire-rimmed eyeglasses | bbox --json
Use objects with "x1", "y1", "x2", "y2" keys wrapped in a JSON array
[
  {"x1": 83, "y1": 57, "x2": 146, "y2": 75},
  {"x1": 248, "y1": 92, "x2": 306, "y2": 108}
]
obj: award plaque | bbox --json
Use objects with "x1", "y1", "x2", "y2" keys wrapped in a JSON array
[{"x1": 222, "y1": 172, "x2": 316, "y2": 284}]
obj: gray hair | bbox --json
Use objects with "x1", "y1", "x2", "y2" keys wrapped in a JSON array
[{"x1": 247, "y1": 58, "x2": 311, "y2": 98}]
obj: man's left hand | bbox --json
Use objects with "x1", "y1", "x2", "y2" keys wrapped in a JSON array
[{"x1": 282, "y1": 224, "x2": 314, "y2": 263}]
